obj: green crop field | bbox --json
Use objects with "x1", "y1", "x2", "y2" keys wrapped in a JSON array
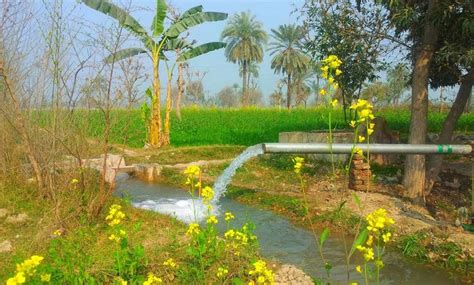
[{"x1": 74, "y1": 107, "x2": 474, "y2": 148}]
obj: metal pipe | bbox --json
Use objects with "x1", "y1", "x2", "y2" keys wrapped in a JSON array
[{"x1": 262, "y1": 143, "x2": 472, "y2": 155}]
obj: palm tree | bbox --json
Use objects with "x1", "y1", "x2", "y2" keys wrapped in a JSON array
[
  {"x1": 268, "y1": 24, "x2": 310, "y2": 109},
  {"x1": 80, "y1": 0, "x2": 227, "y2": 147},
  {"x1": 221, "y1": 12, "x2": 268, "y2": 106}
]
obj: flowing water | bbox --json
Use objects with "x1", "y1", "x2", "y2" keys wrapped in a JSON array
[
  {"x1": 212, "y1": 144, "x2": 264, "y2": 202},
  {"x1": 115, "y1": 179, "x2": 465, "y2": 285}
]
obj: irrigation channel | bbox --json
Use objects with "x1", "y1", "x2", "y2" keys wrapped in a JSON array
[{"x1": 114, "y1": 143, "x2": 472, "y2": 284}]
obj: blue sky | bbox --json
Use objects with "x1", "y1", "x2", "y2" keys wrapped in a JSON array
[{"x1": 75, "y1": 0, "x2": 305, "y2": 103}]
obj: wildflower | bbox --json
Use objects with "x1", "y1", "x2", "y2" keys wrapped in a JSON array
[
  {"x1": 319, "y1": 89, "x2": 327, "y2": 96},
  {"x1": 356, "y1": 265, "x2": 362, "y2": 273},
  {"x1": 333, "y1": 82, "x2": 339, "y2": 89},
  {"x1": 349, "y1": 120, "x2": 356, "y2": 128},
  {"x1": 108, "y1": 234, "x2": 121, "y2": 243},
  {"x1": 366, "y1": 235, "x2": 373, "y2": 246},
  {"x1": 382, "y1": 232, "x2": 392, "y2": 243},
  {"x1": 366, "y1": 208, "x2": 394, "y2": 233},
  {"x1": 328, "y1": 77, "x2": 335, "y2": 84},
  {"x1": 353, "y1": 147, "x2": 363, "y2": 156},
  {"x1": 16, "y1": 255, "x2": 44, "y2": 275},
  {"x1": 6, "y1": 272, "x2": 26, "y2": 285},
  {"x1": 224, "y1": 229, "x2": 235, "y2": 239},
  {"x1": 330, "y1": 99, "x2": 338, "y2": 107},
  {"x1": 53, "y1": 229, "x2": 62, "y2": 237},
  {"x1": 293, "y1": 156, "x2": 304, "y2": 174},
  {"x1": 225, "y1": 212, "x2": 235, "y2": 221},
  {"x1": 71, "y1": 178, "x2": 79, "y2": 184},
  {"x1": 119, "y1": 230, "x2": 127, "y2": 237},
  {"x1": 248, "y1": 260, "x2": 274, "y2": 284},
  {"x1": 201, "y1": 186, "x2": 214, "y2": 202},
  {"x1": 183, "y1": 165, "x2": 200, "y2": 177},
  {"x1": 335, "y1": 69, "x2": 342, "y2": 76},
  {"x1": 143, "y1": 273, "x2": 162, "y2": 285},
  {"x1": 186, "y1": 223, "x2": 200, "y2": 236},
  {"x1": 106, "y1": 204, "x2": 125, "y2": 226},
  {"x1": 356, "y1": 245, "x2": 374, "y2": 261},
  {"x1": 163, "y1": 258, "x2": 177, "y2": 268},
  {"x1": 358, "y1": 136, "x2": 366, "y2": 143},
  {"x1": 369, "y1": 123, "x2": 375, "y2": 129},
  {"x1": 40, "y1": 274, "x2": 51, "y2": 282},
  {"x1": 216, "y1": 266, "x2": 229, "y2": 278},
  {"x1": 206, "y1": 215, "x2": 218, "y2": 225},
  {"x1": 367, "y1": 128, "x2": 374, "y2": 136},
  {"x1": 375, "y1": 260, "x2": 384, "y2": 269}
]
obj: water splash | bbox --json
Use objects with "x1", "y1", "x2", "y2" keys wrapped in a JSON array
[{"x1": 212, "y1": 144, "x2": 264, "y2": 202}]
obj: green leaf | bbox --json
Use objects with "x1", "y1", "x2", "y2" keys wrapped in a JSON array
[
  {"x1": 180, "y1": 5, "x2": 203, "y2": 19},
  {"x1": 319, "y1": 227, "x2": 330, "y2": 248},
  {"x1": 349, "y1": 228, "x2": 368, "y2": 257},
  {"x1": 80, "y1": 0, "x2": 155, "y2": 50},
  {"x1": 151, "y1": 0, "x2": 167, "y2": 37},
  {"x1": 165, "y1": 12, "x2": 228, "y2": 38},
  {"x1": 352, "y1": 192, "x2": 361, "y2": 208},
  {"x1": 177, "y1": 42, "x2": 226, "y2": 62},
  {"x1": 104, "y1": 48, "x2": 147, "y2": 63}
]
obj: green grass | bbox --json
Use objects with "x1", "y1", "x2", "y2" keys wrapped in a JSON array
[{"x1": 37, "y1": 107, "x2": 474, "y2": 148}]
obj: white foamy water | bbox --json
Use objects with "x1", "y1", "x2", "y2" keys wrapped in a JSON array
[
  {"x1": 133, "y1": 198, "x2": 219, "y2": 224},
  {"x1": 212, "y1": 144, "x2": 264, "y2": 202}
]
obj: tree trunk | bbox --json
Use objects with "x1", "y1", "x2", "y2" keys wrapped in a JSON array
[
  {"x1": 287, "y1": 73, "x2": 292, "y2": 109},
  {"x1": 149, "y1": 55, "x2": 162, "y2": 147},
  {"x1": 162, "y1": 71, "x2": 173, "y2": 146},
  {"x1": 402, "y1": 0, "x2": 439, "y2": 203},
  {"x1": 242, "y1": 60, "x2": 248, "y2": 106},
  {"x1": 176, "y1": 62, "x2": 184, "y2": 121},
  {"x1": 426, "y1": 68, "x2": 474, "y2": 194}
]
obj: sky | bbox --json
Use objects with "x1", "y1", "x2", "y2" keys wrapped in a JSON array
[
  {"x1": 66, "y1": 0, "x2": 455, "y2": 104},
  {"x1": 73, "y1": 0, "x2": 305, "y2": 104}
]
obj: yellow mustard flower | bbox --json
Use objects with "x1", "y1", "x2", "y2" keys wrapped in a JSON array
[
  {"x1": 71, "y1": 178, "x2": 79, "y2": 184},
  {"x1": 186, "y1": 223, "x2": 200, "y2": 236},
  {"x1": 163, "y1": 258, "x2": 177, "y2": 268},
  {"x1": 201, "y1": 186, "x2": 214, "y2": 202},
  {"x1": 335, "y1": 69, "x2": 342, "y2": 76},
  {"x1": 319, "y1": 89, "x2": 327, "y2": 96},
  {"x1": 108, "y1": 234, "x2": 120, "y2": 243},
  {"x1": 349, "y1": 120, "x2": 356, "y2": 128},
  {"x1": 53, "y1": 229, "x2": 62, "y2": 237},
  {"x1": 356, "y1": 265, "x2": 362, "y2": 273},
  {"x1": 382, "y1": 232, "x2": 392, "y2": 243},
  {"x1": 293, "y1": 156, "x2": 304, "y2": 174},
  {"x1": 216, "y1": 266, "x2": 229, "y2": 278},
  {"x1": 353, "y1": 147, "x2": 363, "y2": 156},
  {"x1": 40, "y1": 274, "x2": 51, "y2": 282},
  {"x1": 206, "y1": 215, "x2": 218, "y2": 225},
  {"x1": 358, "y1": 136, "x2": 366, "y2": 143},
  {"x1": 330, "y1": 99, "x2": 338, "y2": 107},
  {"x1": 6, "y1": 272, "x2": 26, "y2": 285},
  {"x1": 225, "y1": 212, "x2": 235, "y2": 221},
  {"x1": 143, "y1": 273, "x2": 162, "y2": 285}
]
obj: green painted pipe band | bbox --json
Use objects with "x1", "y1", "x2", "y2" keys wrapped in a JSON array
[
  {"x1": 437, "y1": 145, "x2": 443, "y2": 153},
  {"x1": 447, "y1": 145, "x2": 453, "y2": 154}
]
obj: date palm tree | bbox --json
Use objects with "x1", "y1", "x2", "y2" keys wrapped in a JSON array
[
  {"x1": 268, "y1": 24, "x2": 310, "y2": 109},
  {"x1": 221, "y1": 12, "x2": 267, "y2": 106},
  {"x1": 80, "y1": 0, "x2": 227, "y2": 146}
]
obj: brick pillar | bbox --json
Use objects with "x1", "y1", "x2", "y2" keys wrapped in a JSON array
[{"x1": 349, "y1": 154, "x2": 371, "y2": 191}]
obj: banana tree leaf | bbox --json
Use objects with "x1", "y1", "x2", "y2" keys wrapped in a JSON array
[
  {"x1": 165, "y1": 12, "x2": 228, "y2": 38},
  {"x1": 164, "y1": 38, "x2": 193, "y2": 51},
  {"x1": 177, "y1": 42, "x2": 226, "y2": 62},
  {"x1": 180, "y1": 5, "x2": 203, "y2": 20},
  {"x1": 151, "y1": 0, "x2": 167, "y2": 37},
  {"x1": 104, "y1": 48, "x2": 148, "y2": 63},
  {"x1": 80, "y1": 0, "x2": 155, "y2": 50}
]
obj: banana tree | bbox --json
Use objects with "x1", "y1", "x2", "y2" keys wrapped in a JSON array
[{"x1": 80, "y1": 0, "x2": 227, "y2": 147}]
